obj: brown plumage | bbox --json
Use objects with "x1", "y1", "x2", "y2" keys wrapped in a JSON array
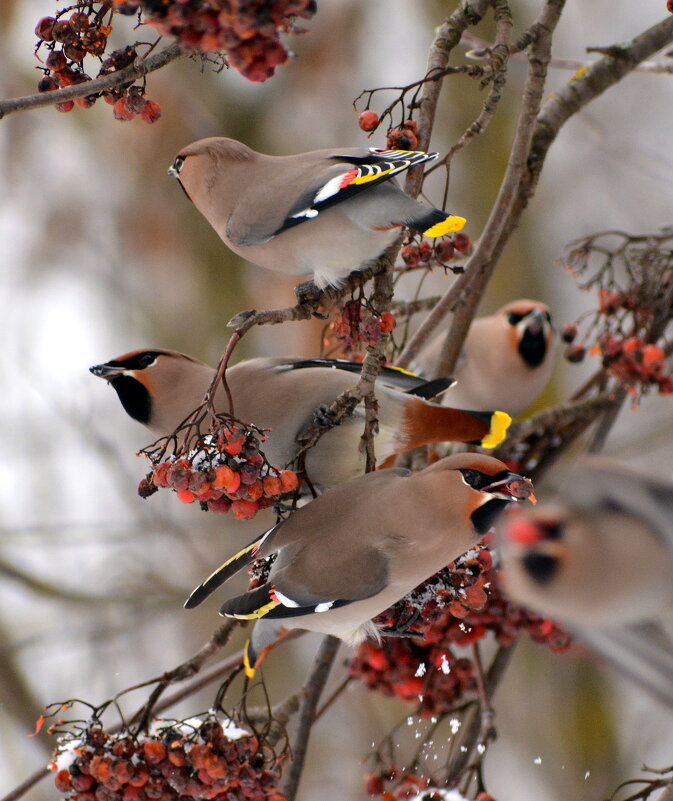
[
  {"x1": 168, "y1": 138, "x2": 465, "y2": 290},
  {"x1": 498, "y1": 459, "x2": 673, "y2": 706},
  {"x1": 185, "y1": 453, "x2": 533, "y2": 675},
  {"x1": 90, "y1": 350, "x2": 511, "y2": 491},
  {"x1": 417, "y1": 299, "x2": 555, "y2": 415}
]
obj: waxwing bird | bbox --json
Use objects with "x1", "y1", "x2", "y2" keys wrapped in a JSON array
[
  {"x1": 90, "y1": 350, "x2": 511, "y2": 491},
  {"x1": 168, "y1": 137, "x2": 466, "y2": 291},
  {"x1": 185, "y1": 453, "x2": 534, "y2": 676},
  {"x1": 417, "y1": 300, "x2": 555, "y2": 415},
  {"x1": 498, "y1": 459, "x2": 673, "y2": 707}
]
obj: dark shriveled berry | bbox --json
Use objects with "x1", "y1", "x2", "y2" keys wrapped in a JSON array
[
  {"x1": 45, "y1": 50, "x2": 67, "y2": 70},
  {"x1": 38, "y1": 75, "x2": 58, "y2": 92},
  {"x1": 35, "y1": 16, "x2": 56, "y2": 41},
  {"x1": 52, "y1": 20, "x2": 75, "y2": 44}
]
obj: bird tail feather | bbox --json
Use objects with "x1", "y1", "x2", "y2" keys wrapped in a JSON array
[{"x1": 400, "y1": 399, "x2": 511, "y2": 451}]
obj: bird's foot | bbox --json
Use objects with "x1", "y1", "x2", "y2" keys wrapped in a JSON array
[
  {"x1": 312, "y1": 403, "x2": 341, "y2": 429},
  {"x1": 294, "y1": 280, "x2": 329, "y2": 318},
  {"x1": 378, "y1": 608, "x2": 424, "y2": 639}
]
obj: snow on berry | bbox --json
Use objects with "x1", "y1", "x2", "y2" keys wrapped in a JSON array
[
  {"x1": 138, "y1": 420, "x2": 299, "y2": 520},
  {"x1": 50, "y1": 714, "x2": 287, "y2": 801},
  {"x1": 349, "y1": 538, "x2": 569, "y2": 717}
]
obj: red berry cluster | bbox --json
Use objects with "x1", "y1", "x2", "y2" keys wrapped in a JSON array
[
  {"x1": 332, "y1": 300, "x2": 396, "y2": 350},
  {"x1": 561, "y1": 300, "x2": 673, "y2": 396},
  {"x1": 35, "y1": 9, "x2": 161, "y2": 121},
  {"x1": 400, "y1": 234, "x2": 471, "y2": 272},
  {"x1": 386, "y1": 120, "x2": 420, "y2": 150},
  {"x1": 139, "y1": 424, "x2": 299, "y2": 520},
  {"x1": 113, "y1": 0, "x2": 316, "y2": 82},
  {"x1": 364, "y1": 771, "x2": 433, "y2": 800},
  {"x1": 365, "y1": 771, "x2": 490, "y2": 801},
  {"x1": 349, "y1": 540, "x2": 570, "y2": 717},
  {"x1": 50, "y1": 717, "x2": 286, "y2": 801}
]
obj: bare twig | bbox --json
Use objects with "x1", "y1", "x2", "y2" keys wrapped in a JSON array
[
  {"x1": 524, "y1": 15, "x2": 673, "y2": 218},
  {"x1": 395, "y1": 270, "x2": 471, "y2": 369},
  {"x1": 462, "y1": 31, "x2": 673, "y2": 73},
  {"x1": 294, "y1": 241, "x2": 398, "y2": 473},
  {"x1": 446, "y1": 643, "x2": 515, "y2": 785},
  {"x1": 435, "y1": 0, "x2": 566, "y2": 378},
  {"x1": 127, "y1": 620, "x2": 238, "y2": 732},
  {"x1": 404, "y1": 0, "x2": 492, "y2": 199},
  {"x1": 280, "y1": 635, "x2": 341, "y2": 801},
  {"x1": 0, "y1": 41, "x2": 183, "y2": 119},
  {"x1": 427, "y1": 0, "x2": 513, "y2": 172}
]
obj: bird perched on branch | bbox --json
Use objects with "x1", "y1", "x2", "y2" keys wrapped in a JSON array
[
  {"x1": 417, "y1": 300, "x2": 555, "y2": 415},
  {"x1": 498, "y1": 459, "x2": 673, "y2": 707},
  {"x1": 185, "y1": 453, "x2": 534, "y2": 676},
  {"x1": 90, "y1": 350, "x2": 511, "y2": 491},
  {"x1": 168, "y1": 137, "x2": 466, "y2": 293}
]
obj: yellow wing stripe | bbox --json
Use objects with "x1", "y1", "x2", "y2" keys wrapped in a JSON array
[
  {"x1": 351, "y1": 166, "x2": 397, "y2": 185},
  {"x1": 382, "y1": 364, "x2": 420, "y2": 378},
  {"x1": 243, "y1": 641, "x2": 256, "y2": 678},
  {"x1": 202, "y1": 539, "x2": 259, "y2": 585},
  {"x1": 480, "y1": 410, "x2": 512, "y2": 449},
  {"x1": 224, "y1": 598, "x2": 280, "y2": 621},
  {"x1": 423, "y1": 215, "x2": 467, "y2": 237}
]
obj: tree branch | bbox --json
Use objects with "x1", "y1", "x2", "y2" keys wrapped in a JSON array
[
  {"x1": 0, "y1": 41, "x2": 184, "y2": 119},
  {"x1": 524, "y1": 15, "x2": 673, "y2": 210},
  {"x1": 403, "y1": 0, "x2": 492, "y2": 199},
  {"x1": 446, "y1": 643, "x2": 515, "y2": 785},
  {"x1": 434, "y1": 0, "x2": 566, "y2": 378},
  {"x1": 280, "y1": 635, "x2": 341, "y2": 801}
]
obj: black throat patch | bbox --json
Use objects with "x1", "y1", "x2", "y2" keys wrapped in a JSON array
[
  {"x1": 518, "y1": 328, "x2": 547, "y2": 368},
  {"x1": 110, "y1": 375, "x2": 152, "y2": 424}
]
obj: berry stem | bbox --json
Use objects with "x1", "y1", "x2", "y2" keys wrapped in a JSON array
[{"x1": 0, "y1": 40, "x2": 182, "y2": 119}]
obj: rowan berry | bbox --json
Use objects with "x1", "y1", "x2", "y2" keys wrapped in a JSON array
[
  {"x1": 452, "y1": 232, "x2": 471, "y2": 252},
  {"x1": 35, "y1": 17, "x2": 56, "y2": 41},
  {"x1": 358, "y1": 110, "x2": 379, "y2": 132}
]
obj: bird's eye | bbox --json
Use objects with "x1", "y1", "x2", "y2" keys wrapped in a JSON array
[
  {"x1": 460, "y1": 469, "x2": 482, "y2": 488},
  {"x1": 138, "y1": 353, "x2": 157, "y2": 369},
  {"x1": 541, "y1": 521, "x2": 563, "y2": 540},
  {"x1": 507, "y1": 312, "x2": 524, "y2": 325}
]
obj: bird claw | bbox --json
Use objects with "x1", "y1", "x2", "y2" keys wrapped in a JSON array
[
  {"x1": 313, "y1": 403, "x2": 340, "y2": 429},
  {"x1": 378, "y1": 608, "x2": 424, "y2": 638},
  {"x1": 295, "y1": 280, "x2": 322, "y2": 305}
]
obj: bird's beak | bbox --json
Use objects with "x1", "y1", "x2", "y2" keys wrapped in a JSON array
[
  {"x1": 523, "y1": 309, "x2": 549, "y2": 336},
  {"x1": 89, "y1": 363, "x2": 126, "y2": 380},
  {"x1": 483, "y1": 472, "x2": 536, "y2": 503},
  {"x1": 168, "y1": 156, "x2": 184, "y2": 177}
]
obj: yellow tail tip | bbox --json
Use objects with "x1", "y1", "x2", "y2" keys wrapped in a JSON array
[
  {"x1": 243, "y1": 641, "x2": 256, "y2": 678},
  {"x1": 423, "y1": 215, "x2": 467, "y2": 238},
  {"x1": 480, "y1": 410, "x2": 512, "y2": 449}
]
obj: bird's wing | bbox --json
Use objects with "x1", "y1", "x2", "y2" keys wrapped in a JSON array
[
  {"x1": 219, "y1": 543, "x2": 390, "y2": 621},
  {"x1": 576, "y1": 621, "x2": 673, "y2": 708},
  {"x1": 184, "y1": 521, "x2": 283, "y2": 609},
  {"x1": 284, "y1": 358, "x2": 455, "y2": 399},
  {"x1": 561, "y1": 462, "x2": 673, "y2": 554},
  {"x1": 227, "y1": 149, "x2": 437, "y2": 246}
]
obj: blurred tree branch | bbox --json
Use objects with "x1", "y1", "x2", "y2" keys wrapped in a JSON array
[{"x1": 0, "y1": 41, "x2": 183, "y2": 119}]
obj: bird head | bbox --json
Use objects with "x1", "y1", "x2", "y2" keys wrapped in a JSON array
[
  {"x1": 500, "y1": 299, "x2": 554, "y2": 370},
  {"x1": 169, "y1": 137, "x2": 255, "y2": 205},
  {"x1": 89, "y1": 348, "x2": 209, "y2": 433},
  {"x1": 499, "y1": 506, "x2": 568, "y2": 588},
  {"x1": 434, "y1": 453, "x2": 535, "y2": 536}
]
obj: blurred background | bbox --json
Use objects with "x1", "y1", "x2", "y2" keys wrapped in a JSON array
[{"x1": 1, "y1": 1, "x2": 673, "y2": 798}]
